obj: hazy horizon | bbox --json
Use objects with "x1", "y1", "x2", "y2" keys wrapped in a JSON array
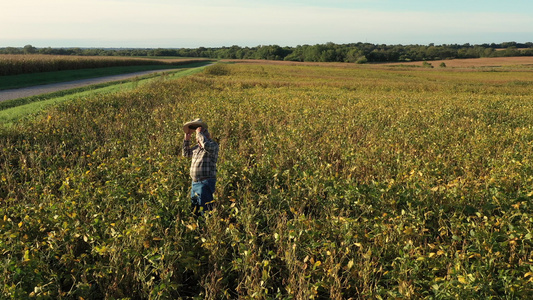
[{"x1": 2, "y1": 0, "x2": 532, "y2": 49}]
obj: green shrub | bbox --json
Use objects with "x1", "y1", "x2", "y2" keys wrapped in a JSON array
[{"x1": 204, "y1": 63, "x2": 231, "y2": 76}]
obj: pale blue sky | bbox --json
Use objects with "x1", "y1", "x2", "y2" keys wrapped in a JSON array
[{"x1": 1, "y1": 0, "x2": 532, "y2": 48}]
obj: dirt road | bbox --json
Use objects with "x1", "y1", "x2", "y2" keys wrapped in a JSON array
[{"x1": 0, "y1": 69, "x2": 178, "y2": 103}]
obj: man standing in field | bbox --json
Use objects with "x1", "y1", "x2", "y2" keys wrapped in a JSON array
[{"x1": 182, "y1": 118, "x2": 219, "y2": 216}]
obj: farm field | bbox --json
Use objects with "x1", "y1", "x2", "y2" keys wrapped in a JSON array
[
  {"x1": 0, "y1": 54, "x2": 210, "y2": 76},
  {"x1": 0, "y1": 55, "x2": 213, "y2": 90},
  {"x1": 1, "y1": 59, "x2": 533, "y2": 298},
  {"x1": 382, "y1": 56, "x2": 533, "y2": 68},
  {"x1": 223, "y1": 56, "x2": 533, "y2": 69}
]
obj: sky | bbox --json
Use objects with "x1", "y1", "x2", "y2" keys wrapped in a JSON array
[{"x1": 1, "y1": 0, "x2": 532, "y2": 48}]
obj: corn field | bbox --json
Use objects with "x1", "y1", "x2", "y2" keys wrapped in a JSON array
[{"x1": 0, "y1": 54, "x2": 207, "y2": 76}]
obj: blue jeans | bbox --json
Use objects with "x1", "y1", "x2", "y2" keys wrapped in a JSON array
[{"x1": 190, "y1": 178, "x2": 216, "y2": 215}]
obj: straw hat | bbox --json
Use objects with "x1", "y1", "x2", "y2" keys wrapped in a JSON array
[{"x1": 183, "y1": 118, "x2": 208, "y2": 133}]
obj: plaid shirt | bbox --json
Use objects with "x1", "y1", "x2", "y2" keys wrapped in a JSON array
[{"x1": 182, "y1": 132, "x2": 219, "y2": 181}]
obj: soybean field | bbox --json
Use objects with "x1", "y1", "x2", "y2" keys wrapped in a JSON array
[{"x1": 1, "y1": 60, "x2": 533, "y2": 299}]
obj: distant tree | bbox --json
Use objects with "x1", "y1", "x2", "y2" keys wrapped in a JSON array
[
  {"x1": 482, "y1": 48, "x2": 495, "y2": 57},
  {"x1": 38, "y1": 47, "x2": 54, "y2": 55},
  {"x1": 501, "y1": 41, "x2": 517, "y2": 48},
  {"x1": 149, "y1": 48, "x2": 178, "y2": 56},
  {"x1": 356, "y1": 56, "x2": 368, "y2": 64},
  {"x1": 346, "y1": 48, "x2": 365, "y2": 63},
  {"x1": 284, "y1": 45, "x2": 305, "y2": 61},
  {"x1": 502, "y1": 47, "x2": 521, "y2": 57},
  {"x1": 23, "y1": 44, "x2": 37, "y2": 54},
  {"x1": 83, "y1": 48, "x2": 107, "y2": 56},
  {"x1": 70, "y1": 48, "x2": 83, "y2": 56},
  {"x1": 7, "y1": 41, "x2": 531, "y2": 63},
  {"x1": 302, "y1": 44, "x2": 323, "y2": 62},
  {"x1": 5, "y1": 47, "x2": 22, "y2": 54}
]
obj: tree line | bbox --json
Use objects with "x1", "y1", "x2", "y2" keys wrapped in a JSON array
[{"x1": 2, "y1": 42, "x2": 533, "y2": 63}]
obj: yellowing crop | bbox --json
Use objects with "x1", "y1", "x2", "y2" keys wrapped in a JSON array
[{"x1": 1, "y1": 61, "x2": 532, "y2": 298}]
